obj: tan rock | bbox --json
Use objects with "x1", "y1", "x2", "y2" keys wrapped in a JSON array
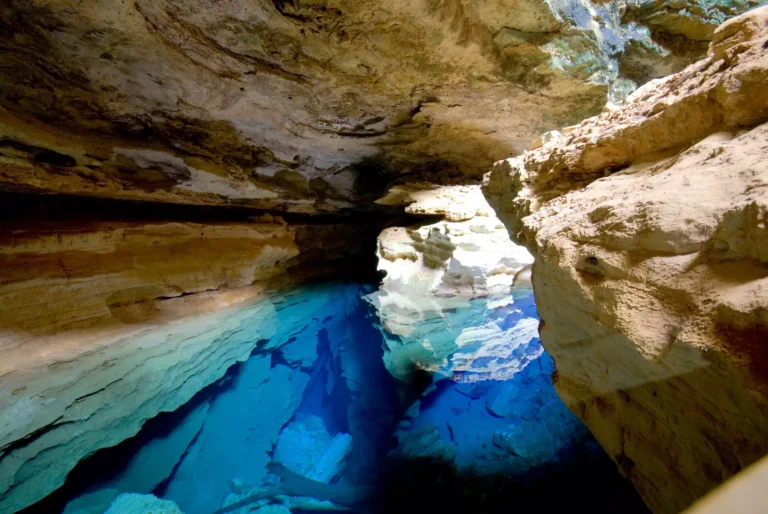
[
  {"x1": 484, "y1": 6, "x2": 768, "y2": 513},
  {"x1": 684, "y1": 455, "x2": 768, "y2": 514},
  {"x1": 0, "y1": 217, "x2": 371, "y2": 513},
  {"x1": 0, "y1": 1, "x2": 761, "y2": 211}
]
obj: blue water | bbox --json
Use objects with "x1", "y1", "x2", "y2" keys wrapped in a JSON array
[
  {"x1": 29, "y1": 281, "x2": 647, "y2": 514},
  {"x1": 392, "y1": 293, "x2": 599, "y2": 477}
]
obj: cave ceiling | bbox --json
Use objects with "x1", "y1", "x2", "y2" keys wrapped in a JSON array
[{"x1": 0, "y1": 0, "x2": 762, "y2": 214}]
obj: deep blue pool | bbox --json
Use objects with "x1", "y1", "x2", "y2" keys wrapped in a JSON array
[{"x1": 26, "y1": 282, "x2": 647, "y2": 514}]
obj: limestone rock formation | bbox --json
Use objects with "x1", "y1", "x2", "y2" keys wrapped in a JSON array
[
  {"x1": 0, "y1": 216, "x2": 373, "y2": 513},
  {"x1": 1, "y1": 1, "x2": 764, "y2": 212},
  {"x1": 104, "y1": 494, "x2": 183, "y2": 514},
  {"x1": 1, "y1": 2, "x2": 767, "y2": 513},
  {"x1": 366, "y1": 185, "x2": 535, "y2": 381},
  {"x1": 484, "y1": 6, "x2": 768, "y2": 513}
]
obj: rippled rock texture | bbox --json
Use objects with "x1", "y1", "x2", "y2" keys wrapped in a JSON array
[
  {"x1": 484, "y1": 6, "x2": 768, "y2": 513},
  {"x1": 1, "y1": 1, "x2": 764, "y2": 213},
  {"x1": 33, "y1": 283, "x2": 403, "y2": 514},
  {"x1": 0, "y1": 213, "x2": 374, "y2": 513}
]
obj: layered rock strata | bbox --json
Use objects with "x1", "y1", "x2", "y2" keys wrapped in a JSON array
[
  {"x1": 0, "y1": 214, "x2": 372, "y2": 513},
  {"x1": 1, "y1": 1, "x2": 764, "y2": 212},
  {"x1": 484, "y1": 6, "x2": 768, "y2": 513}
]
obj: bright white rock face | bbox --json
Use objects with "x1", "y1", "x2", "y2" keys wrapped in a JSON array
[{"x1": 367, "y1": 185, "x2": 535, "y2": 382}]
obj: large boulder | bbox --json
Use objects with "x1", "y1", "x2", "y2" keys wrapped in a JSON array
[{"x1": 484, "y1": 6, "x2": 768, "y2": 513}]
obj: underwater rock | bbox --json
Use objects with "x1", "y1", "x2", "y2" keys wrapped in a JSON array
[
  {"x1": 62, "y1": 489, "x2": 123, "y2": 514},
  {"x1": 274, "y1": 414, "x2": 352, "y2": 483},
  {"x1": 218, "y1": 461, "x2": 368, "y2": 514},
  {"x1": 62, "y1": 403, "x2": 209, "y2": 514},
  {"x1": 163, "y1": 356, "x2": 308, "y2": 514},
  {"x1": 250, "y1": 506, "x2": 291, "y2": 514},
  {"x1": 220, "y1": 483, "x2": 346, "y2": 514},
  {"x1": 392, "y1": 425, "x2": 457, "y2": 463},
  {"x1": 104, "y1": 403, "x2": 209, "y2": 493},
  {"x1": 397, "y1": 346, "x2": 599, "y2": 477},
  {"x1": 104, "y1": 493, "x2": 183, "y2": 514},
  {"x1": 484, "y1": 6, "x2": 768, "y2": 513}
]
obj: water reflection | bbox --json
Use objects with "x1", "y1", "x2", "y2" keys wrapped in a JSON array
[{"x1": 25, "y1": 282, "x2": 646, "y2": 514}]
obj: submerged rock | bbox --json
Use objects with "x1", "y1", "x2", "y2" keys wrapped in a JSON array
[
  {"x1": 163, "y1": 356, "x2": 308, "y2": 514},
  {"x1": 274, "y1": 414, "x2": 353, "y2": 483},
  {"x1": 104, "y1": 494, "x2": 183, "y2": 514},
  {"x1": 484, "y1": 6, "x2": 768, "y2": 513},
  {"x1": 63, "y1": 403, "x2": 209, "y2": 514}
]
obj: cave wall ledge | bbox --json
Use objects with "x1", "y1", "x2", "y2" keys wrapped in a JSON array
[{"x1": 483, "y1": 6, "x2": 768, "y2": 513}]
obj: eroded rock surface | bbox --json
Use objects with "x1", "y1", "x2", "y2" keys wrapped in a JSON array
[
  {"x1": 366, "y1": 186, "x2": 535, "y2": 381},
  {"x1": 0, "y1": 214, "x2": 373, "y2": 513},
  {"x1": 1, "y1": 2, "x2": 767, "y2": 513},
  {"x1": 1, "y1": 0, "x2": 764, "y2": 212},
  {"x1": 104, "y1": 494, "x2": 183, "y2": 514},
  {"x1": 484, "y1": 6, "x2": 768, "y2": 513}
]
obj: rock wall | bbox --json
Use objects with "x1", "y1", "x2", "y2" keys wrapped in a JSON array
[
  {"x1": 366, "y1": 185, "x2": 534, "y2": 382},
  {"x1": 1, "y1": 2, "x2": 767, "y2": 513},
  {"x1": 684, "y1": 455, "x2": 768, "y2": 514},
  {"x1": 1, "y1": 1, "x2": 764, "y2": 213},
  {"x1": 0, "y1": 213, "x2": 373, "y2": 513},
  {"x1": 484, "y1": 6, "x2": 768, "y2": 513},
  {"x1": 49, "y1": 282, "x2": 402, "y2": 514}
]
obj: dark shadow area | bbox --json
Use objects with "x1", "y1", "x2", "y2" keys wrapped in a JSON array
[
  {"x1": 0, "y1": 191, "x2": 407, "y2": 226},
  {"x1": 370, "y1": 453, "x2": 649, "y2": 514},
  {"x1": 16, "y1": 342, "x2": 270, "y2": 514}
]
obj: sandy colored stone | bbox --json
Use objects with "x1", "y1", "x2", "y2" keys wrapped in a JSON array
[
  {"x1": 684, "y1": 455, "x2": 768, "y2": 514},
  {"x1": 484, "y1": 6, "x2": 768, "y2": 513},
  {"x1": 0, "y1": 1, "x2": 762, "y2": 212}
]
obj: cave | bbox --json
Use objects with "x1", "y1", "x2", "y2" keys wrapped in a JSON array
[{"x1": 2, "y1": 2, "x2": 768, "y2": 514}]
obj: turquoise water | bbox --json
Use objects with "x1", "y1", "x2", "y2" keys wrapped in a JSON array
[{"x1": 27, "y1": 282, "x2": 647, "y2": 514}]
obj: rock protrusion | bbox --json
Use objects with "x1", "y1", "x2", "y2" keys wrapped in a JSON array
[{"x1": 483, "y1": 6, "x2": 768, "y2": 513}]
